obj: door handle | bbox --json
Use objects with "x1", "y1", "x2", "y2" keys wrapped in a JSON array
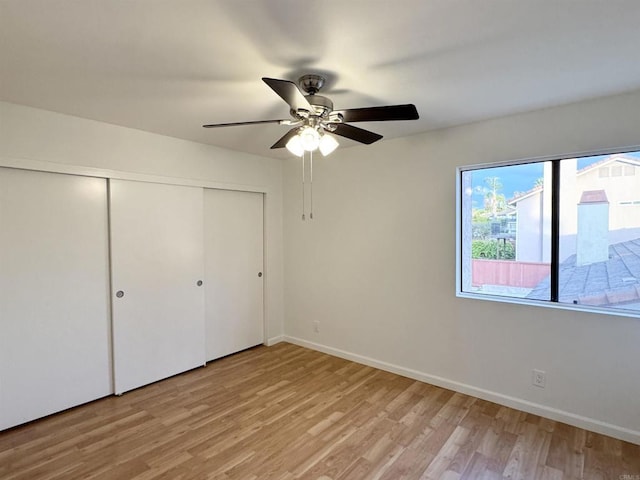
[{"x1": 258, "y1": 272, "x2": 263, "y2": 278}]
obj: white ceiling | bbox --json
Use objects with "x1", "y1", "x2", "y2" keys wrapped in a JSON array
[{"x1": 2, "y1": 0, "x2": 640, "y2": 159}]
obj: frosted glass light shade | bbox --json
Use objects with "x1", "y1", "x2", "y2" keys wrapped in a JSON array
[
  {"x1": 319, "y1": 134, "x2": 339, "y2": 156},
  {"x1": 285, "y1": 135, "x2": 304, "y2": 156},
  {"x1": 300, "y1": 126, "x2": 320, "y2": 151}
]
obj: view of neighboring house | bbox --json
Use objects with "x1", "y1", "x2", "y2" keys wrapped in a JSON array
[
  {"x1": 509, "y1": 154, "x2": 640, "y2": 264},
  {"x1": 507, "y1": 154, "x2": 640, "y2": 308}
]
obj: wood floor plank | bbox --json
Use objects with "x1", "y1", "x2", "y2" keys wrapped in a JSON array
[{"x1": 1, "y1": 343, "x2": 638, "y2": 480}]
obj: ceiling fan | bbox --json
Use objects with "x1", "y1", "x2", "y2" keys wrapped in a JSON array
[{"x1": 203, "y1": 74, "x2": 419, "y2": 156}]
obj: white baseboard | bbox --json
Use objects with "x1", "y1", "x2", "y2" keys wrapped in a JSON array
[
  {"x1": 283, "y1": 335, "x2": 640, "y2": 446},
  {"x1": 265, "y1": 335, "x2": 285, "y2": 347}
]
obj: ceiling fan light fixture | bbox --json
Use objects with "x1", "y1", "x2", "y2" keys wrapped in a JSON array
[
  {"x1": 319, "y1": 134, "x2": 339, "y2": 156},
  {"x1": 285, "y1": 134, "x2": 305, "y2": 156}
]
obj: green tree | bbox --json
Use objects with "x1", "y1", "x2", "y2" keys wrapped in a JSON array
[{"x1": 483, "y1": 176, "x2": 506, "y2": 218}]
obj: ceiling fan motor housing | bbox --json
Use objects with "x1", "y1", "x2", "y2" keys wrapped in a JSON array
[
  {"x1": 298, "y1": 74, "x2": 334, "y2": 117},
  {"x1": 306, "y1": 95, "x2": 333, "y2": 117}
]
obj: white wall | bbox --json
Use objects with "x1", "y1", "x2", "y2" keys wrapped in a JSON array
[
  {"x1": 282, "y1": 90, "x2": 640, "y2": 444},
  {"x1": 0, "y1": 101, "x2": 284, "y2": 343}
]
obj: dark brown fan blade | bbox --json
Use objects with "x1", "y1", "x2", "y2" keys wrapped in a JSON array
[
  {"x1": 263, "y1": 77, "x2": 314, "y2": 113},
  {"x1": 270, "y1": 127, "x2": 300, "y2": 149},
  {"x1": 334, "y1": 104, "x2": 419, "y2": 123},
  {"x1": 203, "y1": 119, "x2": 287, "y2": 128},
  {"x1": 332, "y1": 124, "x2": 383, "y2": 145}
]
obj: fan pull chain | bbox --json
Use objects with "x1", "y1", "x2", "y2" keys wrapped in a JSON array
[
  {"x1": 301, "y1": 151, "x2": 306, "y2": 221},
  {"x1": 309, "y1": 150, "x2": 314, "y2": 220}
]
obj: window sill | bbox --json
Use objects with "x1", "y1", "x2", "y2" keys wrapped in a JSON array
[{"x1": 456, "y1": 290, "x2": 640, "y2": 320}]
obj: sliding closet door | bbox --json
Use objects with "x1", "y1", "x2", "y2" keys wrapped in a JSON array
[
  {"x1": 0, "y1": 168, "x2": 112, "y2": 430},
  {"x1": 204, "y1": 189, "x2": 264, "y2": 361},
  {"x1": 110, "y1": 180, "x2": 205, "y2": 394}
]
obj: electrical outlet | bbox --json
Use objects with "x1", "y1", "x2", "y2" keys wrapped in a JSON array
[
  {"x1": 532, "y1": 369, "x2": 546, "y2": 388},
  {"x1": 313, "y1": 321, "x2": 320, "y2": 333}
]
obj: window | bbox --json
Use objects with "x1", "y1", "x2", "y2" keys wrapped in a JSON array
[{"x1": 458, "y1": 150, "x2": 640, "y2": 315}]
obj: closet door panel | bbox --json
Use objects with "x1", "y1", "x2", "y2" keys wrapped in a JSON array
[
  {"x1": 204, "y1": 189, "x2": 264, "y2": 361},
  {"x1": 0, "y1": 168, "x2": 112, "y2": 430},
  {"x1": 110, "y1": 180, "x2": 205, "y2": 394}
]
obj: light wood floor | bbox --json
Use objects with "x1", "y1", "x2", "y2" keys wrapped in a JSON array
[{"x1": 1, "y1": 343, "x2": 638, "y2": 480}]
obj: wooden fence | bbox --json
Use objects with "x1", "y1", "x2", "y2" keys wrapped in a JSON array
[{"x1": 472, "y1": 259, "x2": 550, "y2": 288}]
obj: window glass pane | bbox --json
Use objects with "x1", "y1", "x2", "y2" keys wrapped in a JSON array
[
  {"x1": 558, "y1": 153, "x2": 640, "y2": 312},
  {"x1": 461, "y1": 163, "x2": 550, "y2": 300}
]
